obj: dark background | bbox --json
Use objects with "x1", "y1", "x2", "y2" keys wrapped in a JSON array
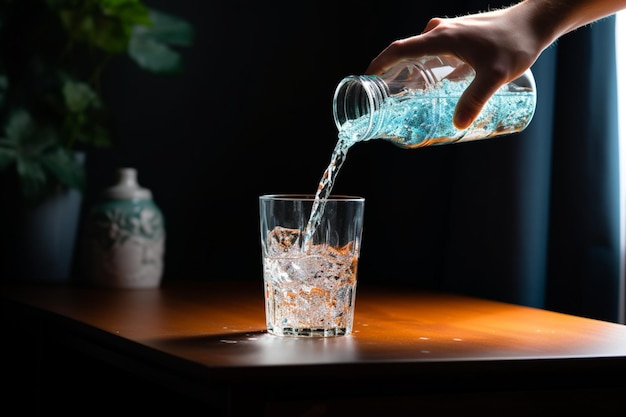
[{"x1": 79, "y1": 0, "x2": 509, "y2": 287}]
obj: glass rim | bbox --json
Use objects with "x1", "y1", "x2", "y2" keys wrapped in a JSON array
[{"x1": 259, "y1": 193, "x2": 364, "y2": 202}]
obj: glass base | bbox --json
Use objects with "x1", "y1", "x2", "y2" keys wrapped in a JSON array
[{"x1": 267, "y1": 326, "x2": 350, "y2": 337}]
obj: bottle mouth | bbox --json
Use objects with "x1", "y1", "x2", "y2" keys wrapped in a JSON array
[
  {"x1": 333, "y1": 75, "x2": 388, "y2": 138},
  {"x1": 332, "y1": 59, "x2": 441, "y2": 139}
]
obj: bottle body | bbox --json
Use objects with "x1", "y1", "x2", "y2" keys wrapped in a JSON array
[{"x1": 333, "y1": 55, "x2": 536, "y2": 148}]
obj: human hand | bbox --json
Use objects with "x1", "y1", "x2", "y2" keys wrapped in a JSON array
[{"x1": 366, "y1": 5, "x2": 544, "y2": 129}]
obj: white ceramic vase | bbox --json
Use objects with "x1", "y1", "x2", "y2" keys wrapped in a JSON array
[{"x1": 84, "y1": 168, "x2": 165, "y2": 288}]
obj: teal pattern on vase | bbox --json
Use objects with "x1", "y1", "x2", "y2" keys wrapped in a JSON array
[{"x1": 85, "y1": 168, "x2": 165, "y2": 288}]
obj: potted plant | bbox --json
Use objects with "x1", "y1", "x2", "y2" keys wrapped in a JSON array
[{"x1": 0, "y1": 0, "x2": 193, "y2": 281}]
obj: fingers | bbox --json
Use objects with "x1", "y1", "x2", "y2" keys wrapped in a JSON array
[
  {"x1": 366, "y1": 18, "x2": 448, "y2": 75},
  {"x1": 453, "y1": 75, "x2": 502, "y2": 129},
  {"x1": 365, "y1": 40, "x2": 412, "y2": 75},
  {"x1": 421, "y1": 17, "x2": 444, "y2": 34}
]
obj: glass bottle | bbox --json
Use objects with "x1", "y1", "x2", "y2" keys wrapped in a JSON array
[{"x1": 333, "y1": 55, "x2": 536, "y2": 148}]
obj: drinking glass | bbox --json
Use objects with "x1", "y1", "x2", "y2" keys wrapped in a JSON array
[{"x1": 259, "y1": 194, "x2": 365, "y2": 337}]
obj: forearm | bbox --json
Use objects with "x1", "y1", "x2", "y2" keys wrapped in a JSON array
[{"x1": 519, "y1": 0, "x2": 626, "y2": 50}]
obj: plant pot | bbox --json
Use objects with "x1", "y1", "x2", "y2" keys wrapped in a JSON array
[{"x1": 0, "y1": 153, "x2": 85, "y2": 284}]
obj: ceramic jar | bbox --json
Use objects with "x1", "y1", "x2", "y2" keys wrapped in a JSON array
[{"x1": 85, "y1": 168, "x2": 165, "y2": 288}]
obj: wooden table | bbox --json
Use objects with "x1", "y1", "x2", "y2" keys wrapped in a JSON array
[{"x1": 2, "y1": 280, "x2": 626, "y2": 416}]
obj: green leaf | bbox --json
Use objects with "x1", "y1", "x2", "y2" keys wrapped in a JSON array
[
  {"x1": 63, "y1": 79, "x2": 101, "y2": 113},
  {"x1": 16, "y1": 155, "x2": 48, "y2": 200},
  {"x1": 4, "y1": 111, "x2": 58, "y2": 156},
  {"x1": 0, "y1": 109, "x2": 83, "y2": 200},
  {"x1": 129, "y1": 33, "x2": 182, "y2": 73},
  {"x1": 53, "y1": 0, "x2": 151, "y2": 53},
  {"x1": 129, "y1": 10, "x2": 193, "y2": 74},
  {"x1": 99, "y1": 0, "x2": 152, "y2": 24},
  {"x1": 40, "y1": 147, "x2": 85, "y2": 191},
  {"x1": 59, "y1": 77, "x2": 112, "y2": 149},
  {"x1": 4, "y1": 110, "x2": 37, "y2": 146},
  {"x1": 144, "y1": 9, "x2": 194, "y2": 47}
]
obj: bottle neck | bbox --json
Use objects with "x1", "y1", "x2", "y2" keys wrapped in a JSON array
[{"x1": 333, "y1": 75, "x2": 389, "y2": 142}]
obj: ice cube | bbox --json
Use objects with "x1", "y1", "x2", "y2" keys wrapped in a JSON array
[{"x1": 266, "y1": 226, "x2": 302, "y2": 256}]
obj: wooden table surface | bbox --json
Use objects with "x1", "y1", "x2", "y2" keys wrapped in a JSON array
[{"x1": 2, "y1": 279, "x2": 626, "y2": 415}]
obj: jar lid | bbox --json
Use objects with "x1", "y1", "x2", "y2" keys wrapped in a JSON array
[{"x1": 101, "y1": 168, "x2": 152, "y2": 200}]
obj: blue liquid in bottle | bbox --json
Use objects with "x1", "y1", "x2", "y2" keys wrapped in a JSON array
[{"x1": 339, "y1": 80, "x2": 536, "y2": 147}]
